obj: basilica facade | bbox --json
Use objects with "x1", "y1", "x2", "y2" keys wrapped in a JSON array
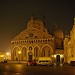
[{"x1": 11, "y1": 17, "x2": 64, "y2": 63}]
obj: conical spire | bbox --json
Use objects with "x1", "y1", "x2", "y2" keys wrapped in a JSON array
[
  {"x1": 54, "y1": 23, "x2": 57, "y2": 29},
  {"x1": 74, "y1": 18, "x2": 75, "y2": 25}
]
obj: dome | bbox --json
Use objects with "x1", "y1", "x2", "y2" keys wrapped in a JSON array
[
  {"x1": 27, "y1": 17, "x2": 47, "y2": 32},
  {"x1": 52, "y1": 26, "x2": 64, "y2": 39}
]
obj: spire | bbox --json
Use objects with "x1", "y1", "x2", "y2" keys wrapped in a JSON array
[
  {"x1": 43, "y1": 16, "x2": 46, "y2": 20},
  {"x1": 30, "y1": 15, "x2": 34, "y2": 20},
  {"x1": 43, "y1": 16, "x2": 46, "y2": 27},
  {"x1": 54, "y1": 23, "x2": 58, "y2": 30},
  {"x1": 74, "y1": 18, "x2": 75, "y2": 25}
]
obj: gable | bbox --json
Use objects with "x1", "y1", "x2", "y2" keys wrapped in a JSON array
[{"x1": 12, "y1": 27, "x2": 53, "y2": 41}]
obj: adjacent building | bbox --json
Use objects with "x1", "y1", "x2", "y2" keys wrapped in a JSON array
[
  {"x1": 64, "y1": 18, "x2": 75, "y2": 63},
  {"x1": 0, "y1": 51, "x2": 11, "y2": 62}
]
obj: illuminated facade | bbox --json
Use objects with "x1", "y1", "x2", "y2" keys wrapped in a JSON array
[
  {"x1": 0, "y1": 52, "x2": 5, "y2": 62},
  {"x1": 64, "y1": 18, "x2": 75, "y2": 63},
  {"x1": 52, "y1": 25, "x2": 64, "y2": 63},
  {"x1": 0, "y1": 51, "x2": 11, "y2": 62},
  {"x1": 11, "y1": 17, "x2": 64, "y2": 63}
]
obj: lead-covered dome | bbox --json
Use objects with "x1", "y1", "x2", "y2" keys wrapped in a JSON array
[
  {"x1": 27, "y1": 16, "x2": 47, "y2": 32},
  {"x1": 52, "y1": 25, "x2": 64, "y2": 39}
]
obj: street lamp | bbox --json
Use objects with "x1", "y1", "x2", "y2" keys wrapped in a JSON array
[{"x1": 18, "y1": 51, "x2": 21, "y2": 61}]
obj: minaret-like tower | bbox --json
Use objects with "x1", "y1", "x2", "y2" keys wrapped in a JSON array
[{"x1": 74, "y1": 18, "x2": 75, "y2": 25}]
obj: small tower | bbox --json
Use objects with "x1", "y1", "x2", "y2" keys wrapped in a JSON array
[{"x1": 74, "y1": 18, "x2": 75, "y2": 25}]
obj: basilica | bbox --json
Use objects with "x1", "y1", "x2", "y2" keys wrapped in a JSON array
[{"x1": 11, "y1": 17, "x2": 65, "y2": 63}]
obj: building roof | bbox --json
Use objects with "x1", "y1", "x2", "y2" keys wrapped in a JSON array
[{"x1": 12, "y1": 17, "x2": 53, "y2": 41}]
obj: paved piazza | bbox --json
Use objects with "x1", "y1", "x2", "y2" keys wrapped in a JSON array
[{"x1": 0, "y1": 63, "x2": 75, "y2": 75}]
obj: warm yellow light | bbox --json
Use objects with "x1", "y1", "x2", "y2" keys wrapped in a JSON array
[
  {"x1": 6, "y1": 52, "x2": 9, "y2": 56},
  {"x1": 60, "y1": 55, "x2": 64, "y2": 58},
  {"x1": 54, "y1": 55, "x2": 56, "y2": 58},
  {"x1": 18, "y1": 51, "x2": 21, "y2": 54},
  {"x1": 51, "y1": 55, "x2": 54, "y2": 57},
  {"x1": 0, "y1": 55, "x2": 4, "y2": 57}
]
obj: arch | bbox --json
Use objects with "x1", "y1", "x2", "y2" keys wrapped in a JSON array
[
  {"x1": 42, "y1": 44, "x2": 53, "y2": 57},
  {"x1": 28, "y1": 52, "x2": 33, "y2": 55},
  {"x1": 56, "y1": 55, "x2": 60, "y2": 63},
  {"x1": 21, "y1": 47, "x2": 27, "y2": 60},
  {"x1": 12, "y1": 46, "x2": 20, "y2": 52},
  {"x1": 29, "y1": 46, "x2": 33, "y2": 50},
  {"x1": 28, "y1": 45, "x2": 33, "y2": 50},
  {"x1": 28, "y1": 52, "x2": 33, "y2": 61},
  {"x1": 34, "y1": 46, "x2": 40, "y2": 57},
  {"x1": 12, "y1": 46, "x2": 20, "y2": 61}
]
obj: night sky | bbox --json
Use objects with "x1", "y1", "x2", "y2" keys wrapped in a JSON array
[{"x1": 0, "y1": 0, "x2": 75, "y2": 52}]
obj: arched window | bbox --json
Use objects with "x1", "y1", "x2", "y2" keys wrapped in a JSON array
[
  {"x1": 42, "y1": 50, "x2": 46, "y2": 57},
  {"x1": 22, "y1": 47, "x2": 26, "y2": 57},
  {"x1": 34, "y1": 46, "x2": 39, "y2": 57},
  {"x1": 15, "y1": 51, "x2": 16, "y2": 56},
  {"x1": 29, "y1": 46, "x2": 32, "y2": 50},
  {"x1": 42, "y1": 46, "x2": 51, "y2": 57},
  {"x1": 43, "y1": 50, "x2": 45, "y2": 57},
  {"x1": 22, "y1": 47, "x2": 27, "y2": 61},
  {"x1": 13, "y1": 47, "x2": 19, "y2": 56},
  {"x1": 13, "y1": 47, "x2": 19, "y2": 61},
  {"x1": 48, "y1": 50, "x2": 50, "y2": 56}
]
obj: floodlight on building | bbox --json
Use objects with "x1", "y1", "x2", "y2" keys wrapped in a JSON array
[
  {"x1": 60, "y1": 55, "x2": 64, "y2": 58},
  {"x1": 54, "y1": 55, "x2": 56, "y2": 58},
  {"x1": 6, "y1": 52, "x2": 9, "y2": 56},
  {"x1": 18, "y1": 51, "x2": 21, "y2": 54},
  {"x1": 18, "y1": 51, "x2": 21, "y2": 61},
  {"x1": 6, "y1": 52, "x2": 11, "y2": 60},
  {"x1": 51, "y1": 55, "x2": 54, "y2": 57}
]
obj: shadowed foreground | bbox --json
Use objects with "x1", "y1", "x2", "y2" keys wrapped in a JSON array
[{"x1": 0, "y1": 63, "x2": 75, "y2": 75}]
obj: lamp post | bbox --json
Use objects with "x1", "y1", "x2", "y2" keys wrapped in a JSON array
[{"x1": 18, "y1": 51, "x2": 21, "y2": 61}]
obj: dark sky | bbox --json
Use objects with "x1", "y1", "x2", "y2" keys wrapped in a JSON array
[{"x1": 0, "y1": 0, "x2": 75, "y2": 52}]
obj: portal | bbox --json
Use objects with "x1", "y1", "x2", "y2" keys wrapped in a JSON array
[
  {"x1": 28, "y1": 52, "x2": 33, "y2": 61},
  {"x1": 56, "y1": 55, "x2": 60, "y2": 63}
]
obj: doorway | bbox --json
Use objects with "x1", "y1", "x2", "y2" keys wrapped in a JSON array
[
  {"x1": 28, "y1": 52, "x2": 32, "y2": 61},
  {"x1": 56, "y1": 55, "x2": 60, "y2": 63}
]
